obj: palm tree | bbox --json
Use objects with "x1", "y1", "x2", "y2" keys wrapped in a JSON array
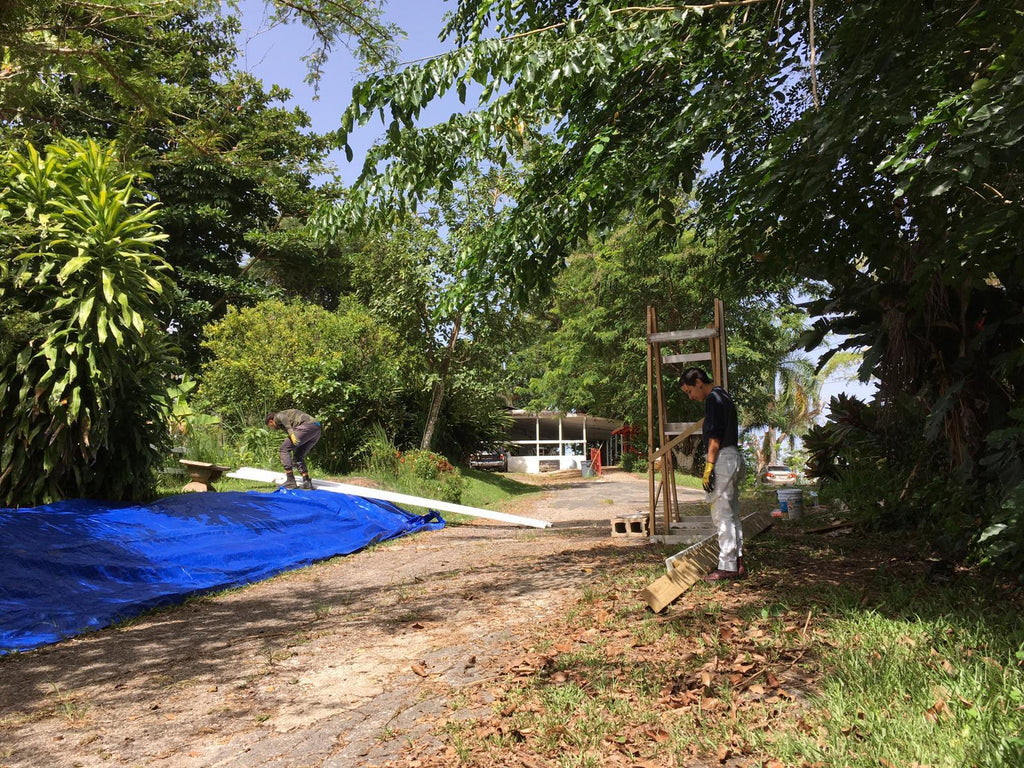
[{"x1": 751, "y1": 355, "x2": 824, "y2": 473}]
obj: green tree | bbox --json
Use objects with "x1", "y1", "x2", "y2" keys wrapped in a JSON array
[
  {"x1": 0, "y1": 0, "x2": 397, "y2": 122},
  {"x1": 512, "y1": 217, "x2": 800, "y2": 436},
  {"x1": 147, "y1": 72, "x2": 347, "y2": 369},
  {"x1": 345, "y1": 223, "x2": 516, "y2": 458},
  {"x1": 326, "y1": 1, "x2": 775, "y2": 296},
  {"x1": 196, "y1": 298, "x2": 411, "y2": 473},
  {"x1": 2, "y1": 5, "x2": 356, "y2": 370},
  {"x1": 735, "y1": 2, "x2": 1024, "y2": 559},
  {"x1": 344, "y1": 169, "x2": 522, "y2": 457},
  {"x1": 751, "y1": 353, "x2": 824, "y2": 472},
  {"x1": 2, "y1": 2, "x2": 407, "y2": 370},
  {"x1": 0, "y1": 138, "x2": 177, "y2": 505}
]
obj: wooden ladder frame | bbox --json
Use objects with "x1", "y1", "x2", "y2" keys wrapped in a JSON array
[{"x1": 646, "y1": 299, "x2": 729, "y2": 536}]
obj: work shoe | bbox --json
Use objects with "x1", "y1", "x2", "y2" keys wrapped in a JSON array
[
  {"x1": 301, "y1": 477, "x2": 313, "y2": 490},
  {"x1": 704, "y1": 568, "x2": 742, "y2": 582},
  {"x1": 282, "y1": 476, "x2": 298, "y2": 490}
]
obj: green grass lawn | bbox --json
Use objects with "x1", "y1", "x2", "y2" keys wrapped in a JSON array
[{"x1": 458, "y1": 467, "x2": 545, "y2": 509}]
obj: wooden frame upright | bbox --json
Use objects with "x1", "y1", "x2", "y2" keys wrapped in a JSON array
[{"x1": 646, "y1": 299, "x2": 730, "y2": 536}]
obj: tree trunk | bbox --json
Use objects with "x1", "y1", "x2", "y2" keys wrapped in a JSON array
[{"x1": 420, "y1": 313, "x2": 462, "y2": 451}]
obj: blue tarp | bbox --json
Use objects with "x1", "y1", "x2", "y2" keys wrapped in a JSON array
[{"x1": 0, "y1": 488, "x2": 444, "y2": 654}]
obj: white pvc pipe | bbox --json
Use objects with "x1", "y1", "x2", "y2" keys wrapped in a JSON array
[{"x1": 227, "y1": 467, "x2": 552, "y2": 529}]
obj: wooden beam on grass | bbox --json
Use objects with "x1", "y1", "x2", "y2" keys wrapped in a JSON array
[{"x1": 638, "y1": 509, "x2": 775, "y2": 612}]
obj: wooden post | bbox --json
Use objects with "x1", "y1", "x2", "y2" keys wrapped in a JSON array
[
  {"x1": 646, "y1": 307, "x2": 657, "y2": 538},
  {"x1": 651, "y1": 312, "x2": 678, "y2": 532},
  {"x1": 708, "y1": 327, "x2": 720, "y2": 387},
  {"x1": 715, "y1": 299, "x2": 729, "y2": 393}
]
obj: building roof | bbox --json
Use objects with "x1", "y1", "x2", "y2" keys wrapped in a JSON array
[{"x1": 507, "y1": 410, "x2": 623, "y2": 444}]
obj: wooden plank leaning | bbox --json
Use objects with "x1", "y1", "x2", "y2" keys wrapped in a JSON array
[
  {"x1": 226, "y1": 466, "x2": 552, "y2": 529},
  {"x1": 649, "y1": 419, "x2": 703, "y2": 464},
  {"x1": 638, "y1": 509, "x2": 775, "y2": 612}
]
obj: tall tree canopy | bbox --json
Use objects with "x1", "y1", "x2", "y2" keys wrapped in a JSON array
[
  {"x1": 0, "y1": 0, "x2": 397, "y2": 121},
  {"x1": 327, "y1": 0, "x2": 1023, "y2": 561},
  {"x1": 343, "y1": 169, "x2": 523, "y2": 456}
]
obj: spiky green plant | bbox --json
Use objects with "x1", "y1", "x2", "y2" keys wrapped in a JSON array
[{"x1": 0, "y1": 137, "x2": 177, "y2": 505}]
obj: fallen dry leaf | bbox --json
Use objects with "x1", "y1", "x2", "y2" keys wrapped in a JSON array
[
  {"x1": 645, "y1": 726, "x2": 671, "y2": 743},
  {"x1": 411, "y1": 662, "x2": 428, "y2": 677},
  {"x1": 925, "y1": 699, "x2": 948, "y2": 722}
]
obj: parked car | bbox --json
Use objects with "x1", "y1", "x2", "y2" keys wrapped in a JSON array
[
  {"x1": 760, "y1": 464, "x2": 798, "y2": 485},
  {"x1": 469, "y1": 446, "x2": 508, "y2": 472}
]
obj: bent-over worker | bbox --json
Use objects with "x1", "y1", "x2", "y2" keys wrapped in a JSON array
[
  {"x1": 680, "y1": 367, "x2": 745, "y2": 581},
  {"x1": 265, "y1": 409, "x2": 322, "y2": 490}
]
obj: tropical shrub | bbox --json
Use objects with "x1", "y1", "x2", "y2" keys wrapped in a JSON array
[
  {"x1": 356, "y1": 423, "x2": 403, "y2": 479},
  {"x1": 0, "y1": 138, "x2": 177, "y2": 505},
  {"x1": 805, "y1": 393, "x2": 1023, "y2": 567},
  {"x1": 398, "y1": 449, "x2": 464, "y2": 504},
  {"x1": 197, "y1": 298, "x2": 411, "y2": 473},
  {"x1": 356, "y1": 428, "x2": 465, "y2": 503},
  {"x1": 620, "y1": 451, "x2": 638, "y2": 474}
]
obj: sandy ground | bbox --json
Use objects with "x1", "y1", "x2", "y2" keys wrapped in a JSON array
[{"x1": 0, "y1": 469, "x2": 702, "y2": 768}]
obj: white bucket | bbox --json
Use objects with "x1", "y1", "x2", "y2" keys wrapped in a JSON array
[{"x1": 777, "y1": 488, "x2": 804, "y2": 520}]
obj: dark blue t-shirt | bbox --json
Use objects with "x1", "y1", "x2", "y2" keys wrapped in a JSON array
[{"x1": 703, "y1": 386, "x2": 738, "y2": 449}]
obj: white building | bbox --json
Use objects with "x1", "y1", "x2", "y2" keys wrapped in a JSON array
[{"x1": 504, "y1": 410, "x2": 627, "y2": 473}]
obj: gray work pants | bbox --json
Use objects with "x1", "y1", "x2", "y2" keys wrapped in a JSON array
[
  {"x1": 280, "y1": 422, "x2": 322, "y2": 476},
  {"x1": 708, "y1": 446, "x2": 743, "y2": 571}
]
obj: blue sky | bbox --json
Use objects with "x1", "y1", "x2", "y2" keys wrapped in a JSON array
[{"x1": 235, "y1": 0, "x2": 457, "y2": 185}]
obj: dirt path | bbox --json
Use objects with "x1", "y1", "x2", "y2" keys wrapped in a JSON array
[{"x1": 0, "y1": 470, "x2": 701, "y2": 767}]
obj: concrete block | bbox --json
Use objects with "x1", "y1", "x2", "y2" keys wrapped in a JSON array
[{"x1": 611, "y1": 513, "x2": 649, "y2": 538}]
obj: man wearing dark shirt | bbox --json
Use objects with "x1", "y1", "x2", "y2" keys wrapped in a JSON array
[
  {"x1": 265, "y1": 409, "x2": 322, "y2": 490},
  {"x1": 680, "y1": 367, "x2": 744, "y2": 580}
]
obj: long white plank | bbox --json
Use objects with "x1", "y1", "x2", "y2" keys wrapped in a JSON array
[{"x1": 227, "y1": 466, "x2": 552, "y2": 529}]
